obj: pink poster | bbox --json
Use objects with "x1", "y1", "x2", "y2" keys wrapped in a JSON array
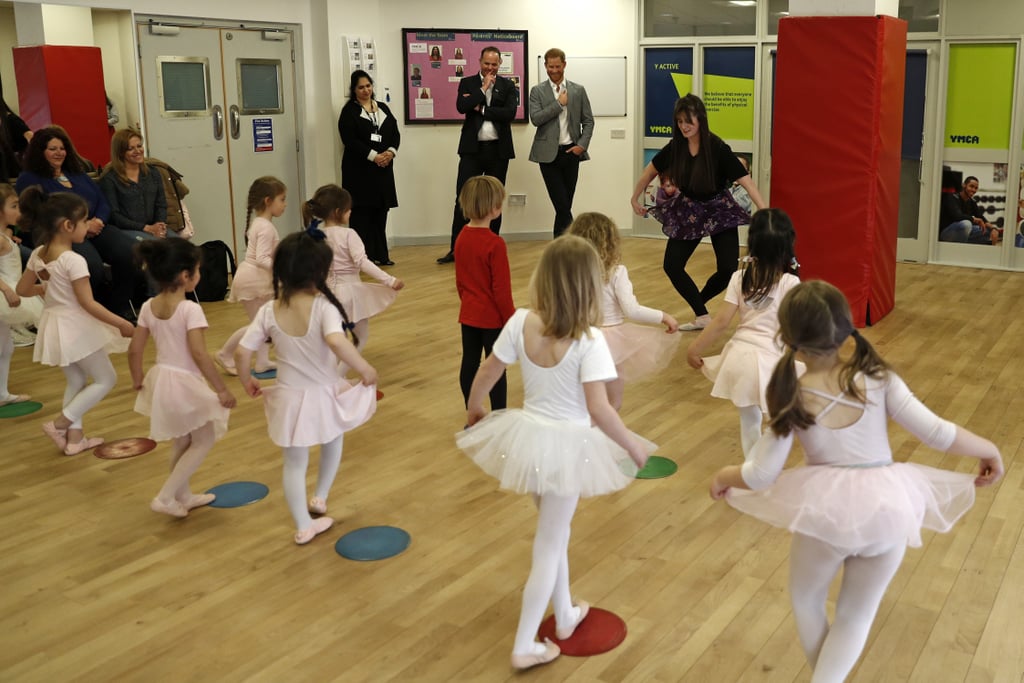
[{"x1": 402, "y1": 29, "x2": 528, "y2": 124}]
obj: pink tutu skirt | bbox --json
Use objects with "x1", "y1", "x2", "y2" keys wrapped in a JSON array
[
  {"x1": 726, "y1": 462, "x2": 977, "y2": 554},
  {"x1": 602, "y1": 322, "x2": 680, "y2": 383},
  {"x1": 228, "y1": 262, "x2": 273, "y2": 302},
  {"x1": 331, "y1": 281, "x2": 397, "y2": 321},
  {"x1": 702, "y1": 338, "x2": 781, "y2": 412},
  {"x1": 261, "y1": 379, "x2": 376, "y2": 447},
  {"x1": 456, "y1": 409, "x2": 656, "y2": 497},
  {"x1": 0, "y1": 292, "x2": 43, "y2": 326},
  {"x1": 649, "y1": 190, "x2": 751, "y2": 241},
  {"x1": 33, "y1": 305, "x2": 129, "y2": 366},
  {"x1": 135, "y1": 364, "x2": 230, "y2": 441}
]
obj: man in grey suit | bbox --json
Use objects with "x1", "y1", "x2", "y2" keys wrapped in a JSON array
[{"x1": 529, "y1": 48, "x2": 595, "y2": 237}]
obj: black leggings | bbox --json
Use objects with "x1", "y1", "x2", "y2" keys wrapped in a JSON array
[
  {"x1": 459, "y1": 324, "x2": 507, "y2": 410},
  {"x1": 662, "y1": 228, "x2": 739, "y2": 317}
]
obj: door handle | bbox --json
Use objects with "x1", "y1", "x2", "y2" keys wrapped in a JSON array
[
  {"x1": 213, "y1": 105, "x2": 224, "y2": 140},
  {"x1": 230, "y1": 105, "x2": 241, "y2": 140}
]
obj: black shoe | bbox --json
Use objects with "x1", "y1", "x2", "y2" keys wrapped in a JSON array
[
  {"x1": 436, "y1": 251, "x2": 455, "y2": 264},
  {"x1": 379, "y1": 259, "x2": 395, "y2": 267}
]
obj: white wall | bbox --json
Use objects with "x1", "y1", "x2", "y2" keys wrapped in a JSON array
[{"x1": 0, "y1": 7, "x2": 18, "y2": 114}]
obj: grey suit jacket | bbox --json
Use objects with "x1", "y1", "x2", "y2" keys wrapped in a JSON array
[{"x1": 528, "y1": 79, "x2": 595, "y2": 163}]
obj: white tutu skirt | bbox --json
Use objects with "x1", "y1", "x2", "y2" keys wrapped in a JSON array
[
  {"x1": 228, "y1": 262, "x2": 273, "y2": 302},
  {"x1": 331, "y1": 281, "x2": 397, "y2": 321},
  {"x1": 33, "y1": 305, "x2": 129, "y2": 366},
  {"x1": 262, "y1": 380, "x2": 377, "y2": 448},
  {"x1": 702, "y1": 338, "x2": 781, "y2": 412},
  {"x1": 0, "y1": 293, "x2": 43, "y2": 326},
  {"x1": 456, "y1": 409, "x2": 656, "y2": 497},
  {"x1": 135, "y1": 364, "x2": 230, "y2": 441},
  {"x1": 602, "y1": 323, "x2": 680, "y2": 383},
  {"x1": 726, "y1": 462, "x2": 977, "y2": 553}
]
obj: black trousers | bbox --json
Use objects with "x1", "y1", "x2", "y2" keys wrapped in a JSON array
[
  {"x1": 662, "y1": 228, "x2": 739, "y2": 317},
  {"x1": 538, "y1": 146, "x2": 581, "y2": 237},
  {"x1": 450, "y1": 142, "x2": 510, "y2": 250},
  {"x1": 460, "y1": 324, "x2": 507, "y2": 410},
  {"x1": 350, "y1": 206, "x2": 390, "y2": 262}
]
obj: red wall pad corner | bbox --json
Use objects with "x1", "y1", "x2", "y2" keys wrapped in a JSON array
[
  {"x1": 13, "y1": 45, "x2": 110, "y2": 167},
  {"x1": 771, "y1": 16, "x2": 907, "y2": 327}
]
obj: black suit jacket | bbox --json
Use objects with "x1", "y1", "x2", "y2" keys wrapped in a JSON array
[{"x1": 456, "y1": 74, "x2": 517, "y2": 160}]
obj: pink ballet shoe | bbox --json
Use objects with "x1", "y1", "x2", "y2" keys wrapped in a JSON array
[
  {"x1": 555, "y1": 601, "x2": 590, "y2": 640},
  {"x1": 308, "y1": 497, "x2": 328, "y2": 515},
  {"x1": 294, "y1": 516, "x2": 334, "y2": 545},
  {"x1": 510, "y1": 639, "x2": 560, "y2": 671},
  {"x1": 214, "y1": 353, "x2": 238, "y2": 376},
  {"x1": 42, "y1": 422, "x2": 69, "y2": 450},
  {"x1": 64, "y1": 436, "x2": 104, "y2": 456},
  {"x1": 180, "y1": 493, "x2": 216, "y2": 510},
  {"x1": 0, "y1": 394, "x2": 31, "y2": 407},
  {"x1": 150, "y1": 497, "x2": 189, "y2": 518}
]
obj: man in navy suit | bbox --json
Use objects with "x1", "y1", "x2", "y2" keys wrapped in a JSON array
[
  {"x1": 529, "y1": 48, "x2": 594, "y2": 238},
  {"x1": 437, "y1": 46, "x2": 518, "y2": 264}
]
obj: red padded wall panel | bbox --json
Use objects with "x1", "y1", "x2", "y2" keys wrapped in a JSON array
[
  {"x1": 771, "y1": 16, "x2": 907, "y2": 326},
  {"x1": 13, "y1": 45, "x2": 110, "y2": 167}
]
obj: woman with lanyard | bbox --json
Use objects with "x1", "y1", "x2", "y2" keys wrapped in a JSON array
[
  {"x1": 338, "y1": 69, "x2": 401, "y2": 266},
  {"x1": 630, "y1": 94, "x2": 766, "y2": 331}
]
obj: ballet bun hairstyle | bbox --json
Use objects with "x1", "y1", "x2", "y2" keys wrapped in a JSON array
[
  {"x1": 135, "y1": 238, "x2": 201, "y2": 291},
  {"x1": 458, "y1": 175, "x2": 505, "y2": 222},
  {"x1": 529, "y1": 235, "x2": 603, "y2": 340},
  {"x1": 567, "y1": 212, "x2": 621, "y2": 283},
  {"x1": 17, "y1": 186, "x2": 88, "y2": 246},
  {"x1": 766, "y1": 280, "x2": 888, "y2": 436},
  {"x1": 742, "y1": 208, "x2": 798, "y2": 304},
  {"x1": 273, "y1": 229, "x2": 358, "y2": 346},
  {"x1": 301, "y1": 184, "x2": 352, "y2": 228}
]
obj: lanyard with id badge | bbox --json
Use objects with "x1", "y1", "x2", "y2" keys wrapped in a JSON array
[{"x1": 368, "y1": 107, "x2": 382, "y2": 144}]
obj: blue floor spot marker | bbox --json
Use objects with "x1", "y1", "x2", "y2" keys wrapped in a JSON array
[
  {"x1": 206, "y1": 481, "x2": 269, "y2": 508},
  {"x1": 0, "y1": 400, "x2": 43, "y2": 419},
  {"x1": 253, "y1": 369, "x2": 277, "y2": 380},
  {"x1": 335, "y1": 526, "x2": 411, "y2": 561}
]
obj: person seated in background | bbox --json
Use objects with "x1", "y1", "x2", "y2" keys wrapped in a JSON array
[{"x1": 939, "y1": 176, "x2": 1001, "y2": 245}]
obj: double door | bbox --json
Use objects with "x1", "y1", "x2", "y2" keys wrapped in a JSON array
[{"x1": 137, "y1": 22, "x2": 301, "y2": 256}]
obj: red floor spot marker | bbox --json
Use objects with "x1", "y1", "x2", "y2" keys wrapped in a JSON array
[
  {"x1": 94, "y1": 437, "x2": 157, "y2": 460},
  {"x1": 537, "y1": 607, "x2": 627, "y2": 657}
]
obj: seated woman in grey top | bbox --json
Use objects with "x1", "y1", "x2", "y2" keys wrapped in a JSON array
[{"x1": 99, "y1": 128, "x2": 168, "y2": 238}]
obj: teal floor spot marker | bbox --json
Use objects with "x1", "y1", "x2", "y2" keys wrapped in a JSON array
[
  {"x1": 636, "y1": 455, "x2": 678, "y2": 479},
  {"x1": 206, "y1": 481, "x2": 270, "y2": 508},
  {"x1": 253, "y1": 369, "x2": 277, "y2": 380},
  {"x1": 335, "y1": 526, "x2": 410, "y2": 561},
  {"x1": 0, "y1": 400, "x2": 43, "y2": 418}
]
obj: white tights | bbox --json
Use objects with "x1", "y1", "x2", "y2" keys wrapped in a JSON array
[
  {"x1": 156, "y1": 422, "x2": 216, "y2": 503},
  {"x1": 0, "y1": 322, "x2": 12, "y2": 400},
  {"x1": 220, "y1": 296, "x2": 272, "y2": 370},
  {"x1": 60, "y1": 349, "x2": 117, "y2": 429},
  {"x1": 789, "y1": 534, "x2": 906, "y2": 683},
  {"x1": 512, "y1": 493, "x2": 580, "y2": 655},
  {"x1": 738, "y1": 405, "x2": 764, "y2": 461},
  {"x1": 281, "y1": 434, "x2": 343, "y2": 530}
]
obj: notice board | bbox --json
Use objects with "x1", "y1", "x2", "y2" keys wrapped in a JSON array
[{"x1": 402, "y1": 28, "x2": 528, "y2": 124}]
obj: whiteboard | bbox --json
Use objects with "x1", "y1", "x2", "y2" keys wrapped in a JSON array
[{"x1": 535, "y1": 55, "x2": 627, "y2": 117}]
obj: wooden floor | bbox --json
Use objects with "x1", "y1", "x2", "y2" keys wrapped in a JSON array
[{"x1": 2, "y1": 237, "x2": 1023, "y2": 682}]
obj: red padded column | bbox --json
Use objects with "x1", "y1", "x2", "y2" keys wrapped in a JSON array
[
  {"x1": 13, "y1": 45, "x2": 110, "y2": 167},
  {"x1": 771, "y1": 16, "x2": 906, "y2": 326}
]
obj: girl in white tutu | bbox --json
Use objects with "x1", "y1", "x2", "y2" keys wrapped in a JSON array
[
  {"x1": 235, "y1": 229, "x2": 378, "y2": 545},
  {"x1": 0, "y1": 183, "x2": 41, "y2": 406},
  {"x1": 129, "y1": 239, "x2": 237, "y2": 518},
  {"x1": 16, "y1": 187, "x2": 134, "y2": 455},
  {"x1": 568, "y1": 212, "x2": 679, "y2": 410},
  {"x1": 710, "y1": 281, "x2": 1002, "y2": 683},
  {"x1": 216, "y1": 176, "x2": 286, "y2": 376},
  {"x1": 303, "y1": 184, "x2": 403, "y2": 359},
  {"x1": 687, "y1": 208, "x2": 800, "y2": 459},
  {"x1": 457, "y1": 236, "x2": 655, "y2": 671}
]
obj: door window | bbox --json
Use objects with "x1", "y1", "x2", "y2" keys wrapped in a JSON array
[
  {"x1": 237, "y1": 59, "x2": 284, "y2": 114},
  {"x1": 157, "y1": 57, "x2": 211, "y2": 116}
]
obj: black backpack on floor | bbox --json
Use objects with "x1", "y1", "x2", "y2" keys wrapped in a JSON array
[{"x1": 195, "y1": 240, "x2": 237, "y2": 302}]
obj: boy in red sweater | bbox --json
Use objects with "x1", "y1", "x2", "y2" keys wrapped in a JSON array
[{"x1": 455, "y1": 176, "x2": 516, "y2": 409}]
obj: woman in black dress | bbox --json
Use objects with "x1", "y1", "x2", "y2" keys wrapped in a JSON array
[
  {"x1": 631, "y1": 94, "x2": 766, "y2": 330},
  {"x1": 338, "y1": 70, "x2": 401, "y2": 265}
]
